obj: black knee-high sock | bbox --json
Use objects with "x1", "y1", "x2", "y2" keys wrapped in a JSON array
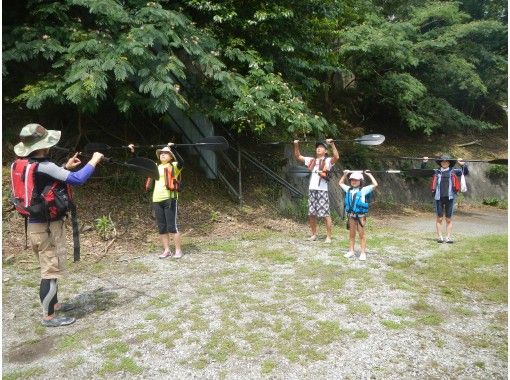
[{"x1": 40, "y1": 279, "x2": 58, "y2": 317}]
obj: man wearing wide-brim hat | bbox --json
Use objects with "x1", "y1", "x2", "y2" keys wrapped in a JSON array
[
  {"x1": 421, "y1": 154, "x2": 468, "y2": 243},
  {"x1": 11, "y1": 123, "x2": 104, "y2": 327}
]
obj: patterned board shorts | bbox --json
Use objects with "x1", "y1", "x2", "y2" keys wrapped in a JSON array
[{"x1": 308, "y1": 190, "x2": 330, "y2": 217}]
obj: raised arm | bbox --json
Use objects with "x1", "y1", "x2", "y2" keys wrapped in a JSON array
[
  {"x1": 364, "y1": 170, "x2": 378, "y2": 187},
  {"x1": 326, "y1": 138, "x2": 339, "y2": 165},
  {"x1": 293, "y1": 140, "x2": 305, "y2": 163},
  {"x1": 168, "y1": 142, "x2": 184, "y2": 169},
  {"x1": 338, "y1": 169, "x2": 349, "y2": 186},
  {"x1": 420, "y1": 156, "x2": 428, "y2": 169},
  {"x1": 455, "y1": 158, "x2": 468, "y2": 175}
]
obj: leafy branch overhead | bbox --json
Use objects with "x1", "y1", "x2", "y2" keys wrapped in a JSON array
[{"x1": 3, "y1": 0, "x2": 330, "y2": 135}]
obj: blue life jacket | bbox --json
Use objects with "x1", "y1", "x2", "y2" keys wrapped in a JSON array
[{"x1": 345, "y1": 187, "x2": 370, "y2": 214}]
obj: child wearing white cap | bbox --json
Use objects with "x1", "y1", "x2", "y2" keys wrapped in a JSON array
[{"x1": 338, "y1": 170, "x2": 378, "y2": 260}]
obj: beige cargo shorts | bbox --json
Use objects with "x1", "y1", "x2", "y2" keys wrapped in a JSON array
[{"x1": 28, "y1": 220, "x2": 67, "y2": 279}]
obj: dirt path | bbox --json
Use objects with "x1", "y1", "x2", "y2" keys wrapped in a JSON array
[{"x1": 375, "y1": 208, "x2": 508, "y2": 237}]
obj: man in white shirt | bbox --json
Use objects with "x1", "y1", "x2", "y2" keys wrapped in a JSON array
[{"x1": 293, "y1": 139, "x2": 339, "y2": 242}]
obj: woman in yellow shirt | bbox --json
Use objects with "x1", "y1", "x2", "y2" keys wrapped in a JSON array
[{"x1": 129, "y1": 143, "x2": 183, "y2": 258}]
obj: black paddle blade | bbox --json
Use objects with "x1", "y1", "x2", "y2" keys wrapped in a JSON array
[
  {"x1": 287, "y1": 166, "x2": 311, "y2": 178},
  {"x1": 126, "y1": 157, "x2": 159, "y2": 180},
  {"x1": 83, "y1": 142, "x2": 112, "y2": 154},
  {"x1": 193, "y1": 136, "x2": 230, "y2": 151},
  {"x1": 487, "y1": 158, "x2": 508, "y2": 165}
]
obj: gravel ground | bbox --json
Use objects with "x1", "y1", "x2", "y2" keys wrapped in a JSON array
[{"x1": 2, "y1": 209, "x2": 507, "y2": 379}]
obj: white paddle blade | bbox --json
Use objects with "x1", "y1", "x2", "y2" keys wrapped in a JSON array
[{"x1": 354, "y1": 134, "x2": 385, "y2": 145}]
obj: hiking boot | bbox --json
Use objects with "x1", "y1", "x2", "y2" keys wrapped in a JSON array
[
  {"x1": 359, "y1": 252, "x2": 367, "y2": 261},
  {"x1": 41, "y1": 316, "x2": 76, "y2": 327},
  {"x1": 55, "y1": 303, "x2": 75, "y2": 312},
  {"x1": 445, "y1": 238, "x2": 454, "y2": 244},
  {"x1": 306, "y1": 235, "x2": 317, "y2": 241},
  {"x1": 325, "y1": 237, "x2": 332, "y2": 243},
  {"x1": 159, "y1": 251, "x2": 172, "y2": 259},
  {"x1": 344, "y1": 251, "x2": 355, "y2": 258},
  {"x1": 437, "y1": 237, "x2": 444, "y2": 243}
]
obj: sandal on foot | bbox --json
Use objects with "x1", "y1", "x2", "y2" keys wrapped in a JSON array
[
  {"x1": 173, "y1": 251, "x2": 183, "y2": 259},
  {"x1": 159, "y1": 251, "x2": 172, "y2": 259}
]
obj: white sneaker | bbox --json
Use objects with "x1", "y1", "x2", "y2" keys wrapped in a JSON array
[
  {"x1": 325, "y1": 237, "x2": 332, "y2": 243},
  {"x1": 359, "y1": 252, "x2": 367, "y2": 261},
  {"x1": 344, "y1": 251, "x2": 354, "y2": 258},
  {"x1": 307, "y1": 235, "x2": 317, "y2": 241}
]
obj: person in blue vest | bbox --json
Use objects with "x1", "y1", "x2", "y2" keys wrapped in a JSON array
[
  {"x1": 421, "y1": 155, "x2": 467, "y2": 243},
  {"x1": 338, "y1": 170, "x2": 378, "y2": 261},
  {"x1": 294, "y1": 139, "x2": 340, "y2": 243}
]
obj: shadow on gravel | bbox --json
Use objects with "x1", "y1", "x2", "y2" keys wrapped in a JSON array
[{"x1": 65, "y1": 287, "x2": 119, "y2": 319}]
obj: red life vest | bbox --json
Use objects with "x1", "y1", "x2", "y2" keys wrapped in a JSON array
[
  {"x1": 10, "y1": 158, "x2": 73, "y2": 220},
  {"x1": 145, "y1": 165, "x2": 181, "y2": 192},
  {"x1": 430, "y1": 169, "x2": 460, "y2": 194},
  {"x1": 307, "y1": 158, "x2": 330, "y2": 182}
]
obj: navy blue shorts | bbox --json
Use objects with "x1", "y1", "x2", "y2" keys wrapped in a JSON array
[
  {"x1": 153, "y1": 198, "x2": 179, "y2": 234},
  {"x1": 435, "y1": 197, "x2": 454, "y2": 218}
]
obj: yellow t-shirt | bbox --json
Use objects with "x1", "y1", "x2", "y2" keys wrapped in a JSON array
[{"x1": 152, "y1": 162, "x2": 181, "y2": 202}]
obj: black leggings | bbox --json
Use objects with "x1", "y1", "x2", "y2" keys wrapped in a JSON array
[
  {"x1": 40, "y1": 279, "x2": 58, "y2": 317},
  {"x1": 153, "y1": 198, "x2": 178, "y2": 234}
]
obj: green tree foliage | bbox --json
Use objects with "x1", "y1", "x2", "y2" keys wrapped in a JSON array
[
  {"x1": 3, "y1": 0, "x2": 507, "y2": 139},
  {"x1": 337, "y1": 1, "x2": 507, "y2": 134},
  {"x1": 3, "y1": 0, "x2": 330, "y2": 136}
]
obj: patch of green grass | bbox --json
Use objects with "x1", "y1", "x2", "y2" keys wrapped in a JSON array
[
  {"x1": 189, "y1": 312, "x2": 209, "y2": 332},
  {"x1": 190, "y1": 358, "x2": 208, "y2": 369},
  {"x1": 333, "y1": 296, "x2": 351, "y2": 304},
  {"x1": 3, "y1": 366, "x2": 45, "y2": 380},
  {"x1": 34, "y1": 324, "x2": 46, "y2": 336},
  {"x1": 353, "y1": 330, "x2": 369, "y2": 339},
  {"x1": 387, "y1": 259, "x2": 415, "y2": 270},
  {"x1": 417, "y1": 235, "x2": 507, "y2": 303},
  {"x1": 57, "y1": 328, "x2": 95, "y2": 351},
  {"x1": 303, "y1": 298, "x2": 326, "y2": 312},
  {"x1": 98, "y1": 357, "x2": 142, "y2": 376},
  {"x1": 144, "y1": 312, "x2": 159, "y2": 321},
  {"x1": 261, "y1": 359, "x2": 277, "y2": 374},
  {"x1": 391, "y1": 308, "x2": 412, "y2": 317},
  {"x1": 240, "y1": 230, "x2": 273, "y2": 241},
  {"x1": 255, "y1": 248, "x2": 296, "y2": 264},
  {"x1": 158, "y1": 330, "x2": 184, "y2": 349},
  {"x1": 381, "y1": 320, "x2": 406, "y2": 330},
  {"x1": 104, "y1": 329, "x2": 122, "y2": 339},
  {"x1": 147, "y1": 293, "x2": 172, "y2": 309},
  {"x1": 204, "y1": 331, "x2": 237, "y2": 363},
  {"x1": 385, "y1": 271, "x2": 422, "y2": 292},
  {"x1": 416, "y1": 314, "x2": 443, "y2": 326},
  {"x1": 126, "y1": 262, "x2": 151, "y2": 273},
  {"x1": 348, "y1": 302, "x2": 372, "y2": 315},
  {"x1": 474, "y1": 361, "x2": 485, "y2": 369},
  {"x1": 64, "y1": 356, "x2": 86, "y2": 370},
  {"x1": 101, "y1": 341, "x2": 129, "y2": 359},
  {"x1": 452, "y1": 307, "x2": 475, "y2": 317},
  {"x1": 91, "y1": 262, "x2": 107, "y2": 274},
  {"x1": 204, "y1": 240, "x2": 238, "y2": 253}
]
